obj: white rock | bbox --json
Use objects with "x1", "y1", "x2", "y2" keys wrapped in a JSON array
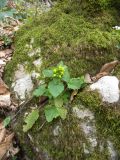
[
  {"x1": 33, "y1": 58, "x2": 42, "y2": 67},
  {"x1": 90, "y1": 76, "x2": 119, "y2": 103},
  {"x1": 14, "y1": 65, "x2": 26, "y2": 80},
  {"x1": 80, "y1": 121, "x2": 97, "y2": 148},
  {"x1": 107, "y1": 141, "x2": 118, "y2": 160},
  {"x1": 12, "y1": 65, "x2": 33, "y2": 100},
  {"x1": 113, "y1": 26, "x2": 120, "y2": 30},
  {"x1": 73, "y1": 107, "x2": 94, "y2": 120},
  {"x1": 73, "y1": 106, "x2": 97, "y2": 149},
  {"x1": 28, "y1": 48, "x2": 41, "y2": 57},
  {"x1": 12, "y1": 75, "x2": 33, "y2": 100}
]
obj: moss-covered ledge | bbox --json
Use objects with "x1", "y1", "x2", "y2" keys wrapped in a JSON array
[
  {"x1": 76, "y1": 89, "x2": 120, "y2": 157},
  {"x1": 13, "y1": 100, "x2": 87, "y2": 160},
  {"x1": 13, "y1": 88, "x2": 120, "y2": 159},
  {"x1": 4, "y1": 0, "x2": 120, "y2": 159},
  {"x1": 4, "y1": 0, "x2": 120, "y2": 86}
]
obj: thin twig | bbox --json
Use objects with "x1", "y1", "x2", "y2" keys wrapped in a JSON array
[
  {"x1": 38, "y1": 120, "x2": 46, "y2": 131},
  {"x1": 11, "y1": 97, "x2": 33, "y2": 122}
]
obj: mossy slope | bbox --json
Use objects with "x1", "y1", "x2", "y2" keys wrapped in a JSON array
[
  {"x1": 4, "y1": 0, "x2": 120, "y2": 85},
  {"x1": 77, "y1": 90, "x2": 120, "y2": 158},
  {"x1": 6, "y1": 0, "x2": 120, "y2": 159}
]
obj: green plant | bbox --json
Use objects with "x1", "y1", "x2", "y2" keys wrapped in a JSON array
[
  {"x1": 1, "y1": 35, "x2": 13, "y2": 46},
  {"x1": 33, "y1": 61, "x2": 85, "y2": 122},
  {"x1": 3, "y1": 116, "x2": 11, "y2": 127},
  {"x1": 23, "y1": 109, "x2": 39, "y2": 132}
]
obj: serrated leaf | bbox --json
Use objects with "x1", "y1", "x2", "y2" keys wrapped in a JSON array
[
  {"x1": 23, "y1": 109, "x2": 39, "y2": 132},
  {"x1": 57, "y1": 107, "x2": 67, "y2": 120},
  {"x1": 45, "y1": 104, "x2": 67, "y2": 122},
  {"x1": 33, "y1": 84, "x2": 46, "y2": 97},
  {"x1": 43, "y1": 69, "x2": 53, "y2": 77},
  {"x1": 45, "y1": 106, "x2": 59, "y2": 122},
  {"x1": 67, "y1": 77, "x2": 85, "y2": 89},
  {"x1": 54, "y1": 97, "x2": 63, "y2": 108},
  {"x1": 3, "y1": 116, "x2": 11, "y2": 127},
  {"x1": 48, "y1": 79, "x2": 64, "y2": 98}
]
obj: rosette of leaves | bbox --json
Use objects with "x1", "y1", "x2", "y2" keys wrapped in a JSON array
[{"x1": 33, "y1": 61, "x2": 85, "y2": 122}]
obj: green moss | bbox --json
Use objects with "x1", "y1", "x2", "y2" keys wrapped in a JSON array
[
  {"x1": 6, "y1": 0, "x2": 120, "y2": 158},
  {"x1": 74, "y1": 89, "x2": 120, "y2": 157},
  {"x1": 95, "y1": 104, "x2": 120, "y2": 154},
  {"x1": 14, "y1": 91, "x2": 120, "y2": 160},
  {"x1": 4, "y1": 0, "x2": 120, "y2": 85},
  {"x1": 75, "y1": 90, "x2": 102, "y2": 109},
  {"x1": 14, "y1": 103, "x2": 88, "y2": 159}
]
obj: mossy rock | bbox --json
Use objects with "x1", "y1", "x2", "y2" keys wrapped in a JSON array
[
  {"x1": 4, "y1": 0, "x2": 120, "y2": 85},
  {"x1": 13, "y1": 90, "x2": 120, "y2": 160},
  {"x1": 77, "y1": 90, "x2": 120, "y2": 156},
  {"x1": 5, "y1": 0, "x2": 120, "y2": 159}
]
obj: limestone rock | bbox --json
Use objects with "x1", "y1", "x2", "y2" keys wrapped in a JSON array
[
  {"x1": 73, "y1": 106, "x2": 97, "y2": 151},
  {"x1": 12, "y1": 65, "x2": 33, "y2": 100},
  {"x1": 33, "y1": 58, "x2": 42, "y2": 67},
  {"x1": 90, "y1": 76, "x2": 119, "y2": 103}
]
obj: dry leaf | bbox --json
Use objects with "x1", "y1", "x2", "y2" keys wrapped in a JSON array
[
  {"x1": 0, "y1": 128, "x2": 6, "y2": 144},
  {"x1": 7, "y1": 0, "x2": 16, "y2": 9},
  {"x1": 0, "y1": 78, "x2": 11, "y2": 107},
  {"x1": 0, "y1": 122, "x2": 14, "y2": 160},
  {"x1": 0, "y1": 41, "x2": 4, "y2": 47},
  {"x1": 100, "y1": 60, "x2": 119, "y2": 73},
  {"x1": 91, "y1": 60, "x2": 119, "y2": 82},
  {"x1": 0, "y1": 133, "x2": 14, "y2": 160},
  {"x1": 0, "y1": 92, "x2": 11, "y2": 107},
  {"x1": 0, "y1": 123, "x2": 6, "y2": 143},
  {"x1": 91, "y1": 72, "x2": 108, "y2": 82},
  {"x1": 8, "y1": 144, "x2": 19, "y2": 157},
  {"x1": 0, "y1": 78, "x2": 9, "y2": 95},
  {"x1": 70, "y1": 90, "x2": 78, "y2": 102}
]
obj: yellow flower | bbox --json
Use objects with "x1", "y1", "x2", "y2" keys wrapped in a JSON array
[
  {"x1": 53, "y1": 73, "x2": 56, "y2": 77},
  {"x1": 61, "y1": 71, "x2": 64, "y2": 75},
  {"x1": 53, "y1": 68, "x2": 57, "y2": 73},
  {"x1": 59, "y1": 75, "x2": 62, "y2": 78}
]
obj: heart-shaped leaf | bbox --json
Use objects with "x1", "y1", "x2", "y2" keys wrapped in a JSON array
[
  {"x1": 45, "y1": 105, "x2": 59, "y2": 122},
  {"x1": 33, "y1": 84, "x2": 46, "y2": 97},
  {"x1": 48, "y1": 80, "x2": 64, "y2": 97}
]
